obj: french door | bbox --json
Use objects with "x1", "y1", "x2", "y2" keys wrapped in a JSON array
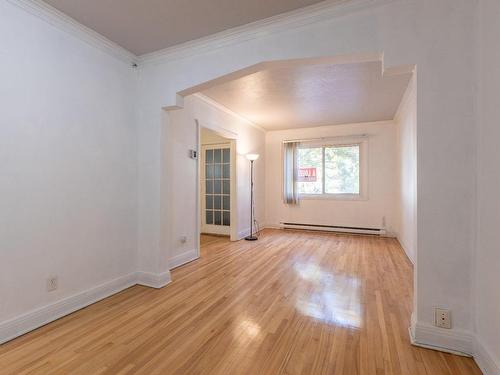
[{"x1": 201, "y1": 144, "x2": 231, "y2": 235}]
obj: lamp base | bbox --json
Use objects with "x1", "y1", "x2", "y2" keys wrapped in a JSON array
[{"x1": 245, "y1": 235, "x2": 258, "y2": 241}]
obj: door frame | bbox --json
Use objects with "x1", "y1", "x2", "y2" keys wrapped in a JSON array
[{"x1": 195, "y1": 120, "x2": 238, "y2": 258}]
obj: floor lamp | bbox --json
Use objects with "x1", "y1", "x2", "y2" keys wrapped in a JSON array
[{"x1": 245, "y1": 153, "x2": 259, "y2": 241}]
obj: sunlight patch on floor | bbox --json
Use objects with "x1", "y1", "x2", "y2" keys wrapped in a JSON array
[{"x1": 294, "y1": 262, "x2": 362, "y2": 328}]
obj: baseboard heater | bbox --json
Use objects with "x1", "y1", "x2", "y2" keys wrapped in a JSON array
[{"x1": 280, "y1": 222, "x2": 386, "y2": 236}]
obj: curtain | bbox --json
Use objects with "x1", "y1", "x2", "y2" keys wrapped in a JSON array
[{"x1": 283, "y1": 142, "x2": 299, "y2": 204}]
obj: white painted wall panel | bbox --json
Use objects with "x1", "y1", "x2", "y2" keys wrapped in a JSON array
[
  {"x1": 0, "y1": 0, "x2": 138, "y2": 322},
  {"x1": 396, "y1": 76, "x2": 417, "y2": 264},
  {"x1": 475, "y1": 0, "x2": 500, "y2": 372}
]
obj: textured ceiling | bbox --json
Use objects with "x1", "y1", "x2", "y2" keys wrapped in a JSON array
[
  {"x1": 201, "y1": 61, "x2": 412, "y2": 131},
  {"x1": 42, "y1": 0, "x2": 334, "y2": 55}
]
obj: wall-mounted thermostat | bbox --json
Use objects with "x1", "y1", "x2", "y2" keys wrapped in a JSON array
[{"x1": 189, "y1": 149, "x2": 197, "y2": 159}]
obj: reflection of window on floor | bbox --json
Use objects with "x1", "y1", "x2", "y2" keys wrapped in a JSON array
[{"x1": 205, "y1": 148, "x2": 230, "y2": 226}]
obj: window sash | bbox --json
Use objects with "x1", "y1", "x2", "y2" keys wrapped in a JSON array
[{"x1": 296, "y1": 143, "x2": 362, "y2": 196}]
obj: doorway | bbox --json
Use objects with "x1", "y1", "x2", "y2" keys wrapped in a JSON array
[{"x1": 197, "y1": 125, "x2": 238, "y2": 246}]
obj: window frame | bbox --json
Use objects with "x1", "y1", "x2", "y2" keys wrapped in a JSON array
[{"x1": 295, "y1": 138, "x2": 368, "y2": 201}]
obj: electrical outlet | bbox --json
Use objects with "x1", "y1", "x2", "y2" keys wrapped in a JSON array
[
  {"x1": 47, "y1": 276, "x2": 58, "y2": 292},
  {"x1": 434, "y1": 308, "x2": 451, "y2": 329}
]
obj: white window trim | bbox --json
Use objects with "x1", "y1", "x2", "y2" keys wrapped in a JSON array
[{"x1": 296, "y1": 139, "x2": 368, "y2": 201}]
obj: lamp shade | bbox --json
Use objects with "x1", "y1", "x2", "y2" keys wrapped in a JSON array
[{"x1": 246, "y1": 153, "x2": 259, "y2": 161}]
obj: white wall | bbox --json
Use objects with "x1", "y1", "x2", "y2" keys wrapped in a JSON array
[
  {"x1": 475, "y1": 0, "x2": 500, "y2": 373},
  {"x1": 137, "y1": 0, "x2": 477, "y2": 344},
  {"x1": 200, "y1": 128, "x2": 230, "y2": 144},
  {"x1": 395, "y1": 75, "x2": 417, "y2": 264},
  {"x1": 0, "y1": 0, "x2": 138, "y2": 324},
  {"x1": 265, "y1": 121, "x2": 398, "y2": 233},
  {"x1": 163, "y1": 95, "x2": 265, "y2": 266}
]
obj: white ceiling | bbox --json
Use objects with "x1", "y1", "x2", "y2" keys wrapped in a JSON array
[
  {"x1": 42, "y1": 0, "x2": 335, "y2": 56},
  {"x1": 201, "y1": 61, "x2": 412, "y2": 131}
]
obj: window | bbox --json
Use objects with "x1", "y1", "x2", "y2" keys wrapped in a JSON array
[
  {"x1": 296, "y1": 143, "x2": 363, "y2": 198},
  {"x1": 297, "y1": 147, "x2": 323, "y2": 194}
]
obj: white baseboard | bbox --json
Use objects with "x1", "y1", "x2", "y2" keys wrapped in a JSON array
[
  {"x1": 410, "y1": 321, "x2": 474, "y2": 356},
  {"x1": 169, "y1": 249, "x2": 199, "y2": 269},
  {"x1": 474, "y1": 337, "x2": 500, "y2": 375},
  {"x1": 237, "y1": 224, "x2": 271, "y2": 239},
  {"x1": 396, "y1": 236, "x2": 415, "y2": 264},
  {"x1": 262, "y1": 223, "x2": 281, "y2": 230},
  {"x1": 0, "y1": 270, "x2": 173, "y2": 345},
  {"x1": 382, "y1": 230, "x2": 398, "y2": 238},
  {"x1": 0, "y1": 272, "x2": 137, "y2": 345},
  {"x1": 136, "y1": 271, "x2": 172, "y2": 289},
  {"x1": 238, "y1": 227, "x2": 251, "y2": 240},
  {"x1": 411, "y1": 322, "x2": 500, "y2": 375}
]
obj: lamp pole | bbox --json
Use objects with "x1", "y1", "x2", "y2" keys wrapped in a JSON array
[{"x1": 245, "y1": 156, "x2": 258, "y2": 241}]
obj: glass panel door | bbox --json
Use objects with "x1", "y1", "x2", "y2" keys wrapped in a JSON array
[{"x1": 202, "y1": 145, "x2": 230, "y2": 235}]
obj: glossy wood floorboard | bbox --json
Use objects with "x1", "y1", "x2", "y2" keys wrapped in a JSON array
[{"x1": 0, "y1": 229, "x2": 481, "y2": 374}]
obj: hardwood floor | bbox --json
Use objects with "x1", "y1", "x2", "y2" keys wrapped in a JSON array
[{"x1": 0, "y1": 229, "x2": 481, "y2": 374}]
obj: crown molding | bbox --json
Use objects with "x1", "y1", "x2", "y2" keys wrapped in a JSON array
[
  {"x1": 6, "y1": 0, "x2": 138, "y2": 64},
  {"x1": 193, "y1": 93, "x2": 266, "y2": 133},
  {"x1": 6, "y1": 0, "x2": 396, "y2": 66},
  {"x1": 138, "y1": 0, "x2": 397, "y2": 65}
]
